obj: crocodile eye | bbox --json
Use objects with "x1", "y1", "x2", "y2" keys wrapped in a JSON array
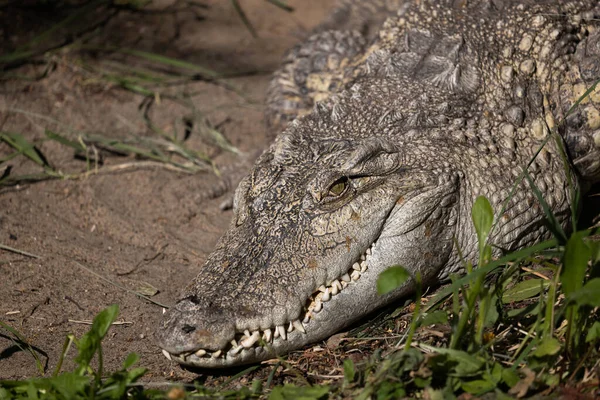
[{"x1": 327, "y1": 177, "x2": 349, "y2": 198}]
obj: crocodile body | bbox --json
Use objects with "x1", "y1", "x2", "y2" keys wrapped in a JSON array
[{"x1": 157, "y1": 0, "x2": 600, "y2": 368}]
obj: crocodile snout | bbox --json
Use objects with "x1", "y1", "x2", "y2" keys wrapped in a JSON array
[{"x1": 157, "y1": 297, "x2": 236, "y2": 356}]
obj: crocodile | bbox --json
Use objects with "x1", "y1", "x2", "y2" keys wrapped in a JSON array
[{"x1": 157, "y1": 0, "x2": 600, "y2": 368}]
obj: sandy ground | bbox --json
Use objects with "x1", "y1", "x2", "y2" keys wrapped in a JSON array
[{"x1": 0, "y1": 0, "x2": 337, "y2": 382}]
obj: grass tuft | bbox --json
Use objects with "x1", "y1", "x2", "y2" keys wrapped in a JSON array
[{"x1": 0, "y1": 305, "x2": 147, "y2": 399}]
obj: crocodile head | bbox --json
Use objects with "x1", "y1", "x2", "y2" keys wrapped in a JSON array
[
  {"x1": 155, "y1": 0, "x2": 600, "y2": 368},
  {"x1": 156, "y1": 78, "x2": 463, "y2": 368}
]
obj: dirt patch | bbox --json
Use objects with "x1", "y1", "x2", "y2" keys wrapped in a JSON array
[{"x1": 0, "y1": 0, "x2": 336, "y2": 382}]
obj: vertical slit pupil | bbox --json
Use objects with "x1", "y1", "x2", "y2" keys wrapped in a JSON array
[{"x1": 329, "y1": 177, "x2": 348, "y2": 196}]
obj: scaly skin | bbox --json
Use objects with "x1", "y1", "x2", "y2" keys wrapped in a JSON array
[{"x1": 157, "y1": 0, "x2": 600, "y2": 368}]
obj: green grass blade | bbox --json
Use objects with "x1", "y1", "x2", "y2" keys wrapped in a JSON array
[
  {"x1": 426, "y1": 238, "x2": 559, "y2": 311},
  {"x1": 102, "y1": 74, "x2": 156, "y2": 97},
  {"x1": 418, "y1": 344, "x2": 484, "y2": 375},
  {"x1": 231, "y1": 0, "x2": 258, "y2": 38},
  {"x1": 568, "y1": 278, "x2": 600, "y2": 307},
  {"x1": 0, "y1": 321, "x2": 45, "y2": 375},
  {"x1": 202, "y1": 126, "x2": 239, "y2": 155},
  {"x1": 553, "y1": 79, "x2": 599, "y2": 231},
  {"x1": 0, "y1": 0, "x2": 110, "y2": 64},
  {"x1": 0, "y1": 50, "x2": 36, "y2": 64},
  {"x1": 0, "y1": 152, "x2": 20, "y2": 163},
  {"x1": 0, "y1": 132, "x2": 50, "y2": 167},
  {"x1": 0, "y1": 172, "x2": 56, "y2": 186},
  {"x1": 561, "y1": 232, "x2": 591, "y2": 296},
  {"x1": 472, "y1": 195, "x2": 494, "y2": 266},
  {"x1": 522, "y1": 169, "x2": 567, "y2": 244},
  {"x1": 564, "y1": 79, "x2": 600, "y2": 117},
  {"x1": 472, "y1": 196, "x2": 493, "y2": 248},
  {"x1": 266, "y1": 0, "x2": 294, "y2": 11},
  {"x1": 53, "y1": 335, "x2": 75, "y2": 377},
  {"x1": 45, "y1": 130, "x2": 86, "y2": 152},
  {"x1": 80, "y1": 46, "x2": 222, "y2": 78}
]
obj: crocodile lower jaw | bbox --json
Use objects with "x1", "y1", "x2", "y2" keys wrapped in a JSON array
[{"x1": 161, "y1": 244, "x2": 374, "y2": 366}]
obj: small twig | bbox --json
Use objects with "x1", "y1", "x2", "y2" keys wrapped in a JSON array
[
  {"x1": 1, "y1": 161, "x2": 201, "y2": 188},
  {"x1": 68, "y1": 319, "x2": 133, "y2": 325},
  {"x1": 520, "y1": 266, "x2": 550, "y2": 280},
  {"x1": 343, "y1": 335, "x2": 405, "y2": 341},
  {"x1": 491, "y1": 353, "x2": 512, "y2": 360},
  {"x1": 0, "y1": 244, "x2": 41, "y2": 259},
  {"x1": 70, "y1": 160, "x2": 201, "y2": 178},
  {"x1": 64, "y1": 295, "x2": 85, "y2": 311},
  {"x1": 306, "y1": 373, "x2": 344, "y2": 379}
]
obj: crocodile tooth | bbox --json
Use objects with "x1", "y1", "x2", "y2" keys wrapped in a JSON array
[
  {"x1": 274, "y1": 327, "x2": 280, "y2": 338},
  {"x1": 231, "y1": 339, "x2": 238, "y2": 347},
  {"x1": 341, "y1": 273, "x2": 351, "y2": 282},
  {"x1": 360, "y1": 254, "x2": 366, "y2": 261},
  {"x1": 321, "y1": 288, "x2": 330, "y2": 302},
  {"x1": 360, "y1": 263, "x2": 368, "y2": 273},
  {"x1": 228, "y1": 346, "x2": 243, "y2": 356},
  {"x1": 313, "y1": 299, "x2": 323, "y2": 313},
  {"x1": 303, "y1": 312, "x2": 311, "y2": 324},
  {"x1": 211, "y1": 350, "x2": 222, "y2": 358},
  {"x1": 293, "y1": 319, "x2": 306, "y2": 334},
  {"x1": 263, "y1": 328, "x2": 272, "y2": 343},
  {"x1": 331, "y1": 280, "x2": 341, "y2": 295},
  {"x1": 352, "y1": 262, "x2": 361, "y2": 271},
  {"x1": 341, "y1": 281, "x2": 349, "y2": 289},
  {"x1": 162, "y1": 349, "x2": 172, "y2": 360},
  {"x1": 241, "y1": 331, "x2": 260, "y2": 348},
  {"x1": 277, "y1": 325, "x2": 287, "y2": 340},
  {"x1": 244, "y1": 329, "x2": 251, "y2": 338},
  {"x1": 318, "y1": 285, "x2": 327, "y2": 292},
  {"x1": 351, "y1": 270, "x2": 361, "y2": 281},
  {"x1": 194, "y1": 349, "x2": 207, "y2": 357},
  {"x1": 366, "y1": 247, "x2": 372, "y2": 255},
  {"x1": 287, "y1": 321, "x2": 294, "y2": 332}
]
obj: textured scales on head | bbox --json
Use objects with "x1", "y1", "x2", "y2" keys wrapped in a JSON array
[{"x1": 157, "y1": 0, "x2": 600, "y2": 368}]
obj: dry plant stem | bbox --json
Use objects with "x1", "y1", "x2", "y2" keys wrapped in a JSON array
[
  {"x1": 0, "y1": 244, "x2": 41, "y2": 259},
  {"x1": 69, "y1": 160, "x2": 200, "y2": 177}
]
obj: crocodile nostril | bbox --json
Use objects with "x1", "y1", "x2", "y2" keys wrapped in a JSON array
[
  {"x1": 183, "y1": 295, "x2": 201, "y2": 304},
  {"x1": 182, "y1": 324, "x2": 196, "y2": 334}
]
